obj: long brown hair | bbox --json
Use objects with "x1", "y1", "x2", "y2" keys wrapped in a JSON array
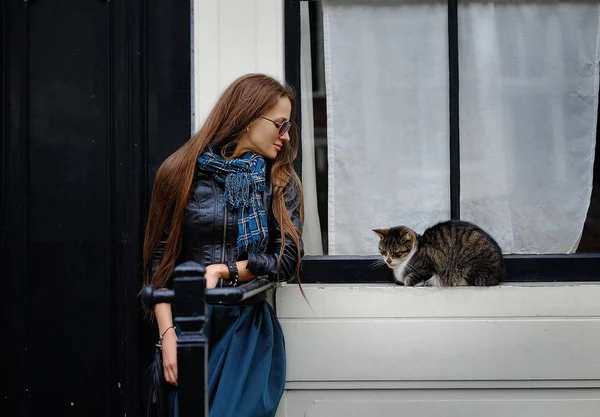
[{"x1": 142, "y1": 73, "x2": 304, "y2": 294}]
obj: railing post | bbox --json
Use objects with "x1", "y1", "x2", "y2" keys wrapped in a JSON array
[{"x1": 172, "y1": 261, "x2": 209, "y2": 417}]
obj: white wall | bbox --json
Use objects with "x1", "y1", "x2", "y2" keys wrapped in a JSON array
[
  {"x1": 275, "y1": 283, "x2": 600, "y2": 417},
  {"x1": 192, "y1": 0, "x2": 284, "y2": 132}
]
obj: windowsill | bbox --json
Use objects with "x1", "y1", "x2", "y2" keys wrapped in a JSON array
[
  {"x1": 275, "y1": 282, "x2": 600, "y2": 319},
  {"x1": 276, "y1": 282, "x2": 600, "y2": 386}
]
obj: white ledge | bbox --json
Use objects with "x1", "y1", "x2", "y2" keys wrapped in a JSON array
[
  {"x1": 276, "y1": 282, "x2": 600, "y2": 319},
  {"x1": 275, "y1": 283, "x2": 600, "y2": 383}
]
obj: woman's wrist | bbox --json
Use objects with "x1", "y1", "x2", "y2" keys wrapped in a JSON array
[
  {"x1": 207, "y1": 263, "x2": 229, "y2": 280},
  {"x1": 220, "y1": 263, "x2": 230, "y2": 279},
  {"x1": 160, "y1": 325, "x2": 177, "y2": 340}
]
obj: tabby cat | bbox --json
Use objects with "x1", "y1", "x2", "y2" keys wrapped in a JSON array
[{"x1": 373, "y1": 220, "x2": 504, "y2": 286}]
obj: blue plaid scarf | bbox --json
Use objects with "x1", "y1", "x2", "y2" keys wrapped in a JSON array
[{"x1": 197, "y1": 149, "x2": 269, "y2": 253}]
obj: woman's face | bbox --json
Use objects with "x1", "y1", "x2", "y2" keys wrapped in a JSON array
[{"x1": 234, "y1": 96, "x2": 292, "y2": 160}]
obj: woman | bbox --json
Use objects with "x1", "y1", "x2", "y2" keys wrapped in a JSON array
[{"x1": 142, "y1": 73, "x2": 304, "y2": 417}]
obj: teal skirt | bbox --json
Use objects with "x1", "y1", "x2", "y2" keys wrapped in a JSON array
[{"x1": 169, "y1": 300, "x2": 286, "y2": 417}]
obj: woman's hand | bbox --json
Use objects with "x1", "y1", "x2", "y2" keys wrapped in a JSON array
[
  {"x1": 161, "y1": 329, "x2": 178, "y2": 386},
  {"x1": 205, "y1": 263, "x2": 228, "y2": 289}
]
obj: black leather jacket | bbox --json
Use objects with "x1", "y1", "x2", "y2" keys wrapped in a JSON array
[{"x1": 178, "y1": 162, "x2": 303, "y2": 284}]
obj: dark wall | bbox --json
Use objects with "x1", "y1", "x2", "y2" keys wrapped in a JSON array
[{"x1": 1, "y1": 1, "x2": 191, "y2": 416}]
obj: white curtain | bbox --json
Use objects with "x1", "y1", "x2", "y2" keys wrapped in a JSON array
[
  {"x1": 459, "y1": 2, "x2": 599, "y2": 253},
  {"x1": 323, "y1": 0, "x2": 450, "y2": 255},
  {"x1": 300, "y1": 2, "x2": 324, "y2": 255}
]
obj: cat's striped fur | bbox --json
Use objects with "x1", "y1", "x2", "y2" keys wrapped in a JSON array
[{"x1": 374, "y1": 220, "x2": 504, "y2": 287}]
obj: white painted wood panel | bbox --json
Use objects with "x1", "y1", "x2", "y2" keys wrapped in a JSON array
[
  {"x1": 284, "y1": 390, "x2": 600, "y2": 417},
  {"x1": 276, "y1": 283, "x2": 600, "y2": 417},
  {"x1": 281, "y1": 318, "x2": 600, "y2": 381},
  {"x1": 276, "y1": 283, "x2": 600, "y2": 319},
  {"x1": 192, "y1": 0, "x2": 284, "y2": 132}
]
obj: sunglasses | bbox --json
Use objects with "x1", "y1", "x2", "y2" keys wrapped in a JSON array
[{"x1": 261, "y1": 117, "x2": 292, "y2": 137}]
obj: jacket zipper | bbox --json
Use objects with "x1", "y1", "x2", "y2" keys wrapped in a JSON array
[
  {"x1": 221, "y1": 204, "x2": 227, "y2": 262},
  {"x1": 219, "y1": 204, "x2": 227, "y2": 287}
]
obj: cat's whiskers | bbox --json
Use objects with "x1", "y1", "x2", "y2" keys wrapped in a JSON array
[{"x1": 371, "y1": 258, "x2": 387, "y2": 269}]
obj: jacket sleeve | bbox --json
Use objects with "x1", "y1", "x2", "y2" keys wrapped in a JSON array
[
  {"x1": 240, "y1": 182, "x2": 304, "y2": 282},
  {"x1": 150, "y1": 223, "x2": 172, "y2": 288}
]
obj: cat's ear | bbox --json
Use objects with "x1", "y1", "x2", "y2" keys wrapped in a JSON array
[
  {"x1": 373, "y1": 229, "x2": 388, "y2": 240},
  {"x1": 401, "y1": 233, "x2": 412, "y2": 243}
]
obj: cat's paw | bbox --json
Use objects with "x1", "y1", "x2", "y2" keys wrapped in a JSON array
[{"x1": 403, "y1": 275, "x2": 420, "y2": 287}]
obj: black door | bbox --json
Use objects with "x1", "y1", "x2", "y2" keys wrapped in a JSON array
[{"x1": 1, "y1": 1, "x2": 191, "y2": 416}]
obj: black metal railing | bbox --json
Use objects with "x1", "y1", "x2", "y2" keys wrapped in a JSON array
[{"x1": 141, "y1": 261, "x2": 275, "y2": 417}]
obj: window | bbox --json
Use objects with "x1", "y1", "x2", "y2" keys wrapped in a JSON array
[{"x1": 287, "y1": 0, "x2": 600, "y2": 283}]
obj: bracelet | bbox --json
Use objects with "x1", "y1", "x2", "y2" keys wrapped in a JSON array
[
  {"x1": 160, "y1": 325, "x2": 176, "y2": 340},
  {"x1": 227, "y1": 261, "x2": 239, "y2": 287}
]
